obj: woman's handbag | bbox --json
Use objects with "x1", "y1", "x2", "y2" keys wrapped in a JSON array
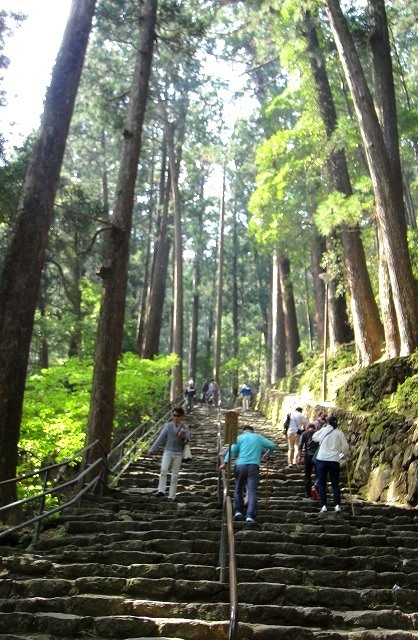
[{"x1": 182, "y1": 443, "x2": 192, "y2": 461}]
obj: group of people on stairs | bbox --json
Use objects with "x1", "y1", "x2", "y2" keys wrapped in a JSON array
[
  {"x1": 147, "y1": 401, "x2": 349, "y2": 522},
  {"x1": 285, "y1": 407, "x2": 349, "y2": 513}
]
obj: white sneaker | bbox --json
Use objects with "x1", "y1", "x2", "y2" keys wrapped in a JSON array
[
  {"x1": 335, "y1": 505, "x2": 341, "y2": 512},
  {"x1": 246, "y1": 516, "x2": 255, "y2": 523},
  {"x1": 234, "y1": 511, "x2": 243, "y2": 519},
  {"x1": 320, "y1": 505, "x2": 327, "y2": 513}
]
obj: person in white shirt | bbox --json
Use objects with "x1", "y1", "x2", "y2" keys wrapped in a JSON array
[
  {"x1": 312, "y1": 415, "x2": 349, "y2": 513},
  {"x1": 286, "y1": 407, "x2": 307, "y2": 467}
]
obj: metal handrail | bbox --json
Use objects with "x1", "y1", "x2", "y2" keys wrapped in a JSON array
[
  {"x1": 0, "y1": 401, "x2": 176, "y2": 542},
  {"x1": 0, "y1": 438, "x2": 106, "y2": 487},
  {"x1": 217, "y1": 413, "x2": 239, "y2": 640},
  {"x1": 0, "y1": 460, "x2": 104, "y2": 540}
]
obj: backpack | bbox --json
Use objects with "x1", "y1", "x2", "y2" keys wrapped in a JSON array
[{"x1": 283, "y1": 413, "x2": 291, "y2": 434}]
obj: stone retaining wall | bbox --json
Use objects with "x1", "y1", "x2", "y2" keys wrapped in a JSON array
[{"x1": 256, "y1": 387, "x2": 418, "y2": 507}]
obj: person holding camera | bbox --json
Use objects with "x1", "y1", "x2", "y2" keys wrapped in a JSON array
[
  {"x1": 312, "y1": 415, "x2": 349, "y2": 513},
  {"x1": 148, "y1": 406, "x2": 190, "y2": 501}
]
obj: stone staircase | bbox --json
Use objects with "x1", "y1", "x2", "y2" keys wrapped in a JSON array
[{"x1": 1, "y1": 405, "x2": 418, "y2": 639}]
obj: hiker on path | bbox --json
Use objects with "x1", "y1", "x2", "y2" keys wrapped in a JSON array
[
  {"x1": 206, "y1": 379, "x2": 219, "y2": 407},
  {"x1": 148, "y1": 406, "x2": 190, "y2": 501},
  {"x1": 312, "y1": 415, "x2": 349, "y2": 513},
  {"x1": 240, "y1": 383, "x2": 252, "y2": 411},
  {"x1": 220, "y1": 425, "x2": 275, "y2": 523},
  {"x1": 184, "y1": 379, "x2": 196, "y2": 412},
  {"x1": 201, "y1": 380, "x2": 209, "y2": 404},
  {"x1": 297, "y1": 422, "x2": 319, "y2": 501},
  {"x1": 286, "y1": 407, "x2": 307, "y2": 467}
]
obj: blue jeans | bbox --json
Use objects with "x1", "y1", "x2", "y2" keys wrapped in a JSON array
[
  {"x1": 234, "y1": 464, "x2": 260, "y2": 518},
  {"x1": 315, "y1": 459, "x2": 341, "y2": 507}
]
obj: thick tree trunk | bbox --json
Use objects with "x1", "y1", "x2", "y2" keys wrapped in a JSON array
[
  {"x1": 328, "y1": 275, "x2": 354, "y2": 351},
  {"x1": 38, "y1": 287, "x2": 49, "y2": 370},
  {"x1": 278, "y1": 256, "x2": 302, "y2": 371},
  {"x1": 310, "y1": 231, "x2": 326, "y2": 346},
  {"x1": 271, "y1": 250, "x2": 287, "y2": 381},
  {"x1": 213, "y1": 171, "x2": 226, "y2": 387},
  {"x1": 368, "y1": 0, "x2": 411, "y2": 355},
  {"x1": 378, "y1": 226, "x2": 400, "y2": 357},
  {"x1": 85, "y1": 0, "x2": 157, "y2": 468},
  {"x1": 142, "y1": 143, "x2": 170, "y2": 359},
  {"x1": 303, "y1": 11, "x2": 384, "y2": 366},
  {"x1": 325, "y1": 0, "x2": 418, "y2": 354},
  {"x1": 188, "y1": 173, "x2": 205, "y2": 382},
  {"x1": 165, "y1": 121, "x2": 184, "y2": 401},
  {"x1": 231, "y1": 203, "x2": 239, "y2": 399},
  {"x1": 254, "y1": 250, "x2": 270, "y2": 383},
  {"x1": 0, "y1": 0, "x2": 96, "y2": 509},
  {"x1": 135, "y1": 205, "x2": 154, "y2": 357}
]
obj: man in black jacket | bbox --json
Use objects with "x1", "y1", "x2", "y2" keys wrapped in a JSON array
[{"x1": 297, "y1": 422, "x2": 319, "y2": 500}]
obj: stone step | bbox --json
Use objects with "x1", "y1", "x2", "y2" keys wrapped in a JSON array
[
  {"x1": 2, "y1": 575, "x2": 417, "y2": 612},
  {"x1": 2, "y1": 409, "x2": 418, "y2": 640},
  {"x1": 1, "y1": 611, "x2": 418, "y2": 640},
  {"x1": 6, "y1": 559, "x2": 415, "y2": 590},
  {"x1": 1, "y1": 594, "x2": 417, "y2": 631}
]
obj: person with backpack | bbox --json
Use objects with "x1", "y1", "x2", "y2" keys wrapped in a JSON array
[
  {"x1": 284, "y1": 407, "x2": 307, "y2": 467},
  {"x1": 297, "y1": 422, "x2": 319, "y2": 500},
  {"x1": 312, "y1": 415, "x2": 349, "y2": 513}
]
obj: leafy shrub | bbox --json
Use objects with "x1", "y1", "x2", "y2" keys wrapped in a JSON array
[{"x1": 20, "y1": 353, "x2": 178, "y2": 475}]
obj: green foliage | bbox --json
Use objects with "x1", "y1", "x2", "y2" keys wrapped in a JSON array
[
  {"x1": 20, "y1": 353, "x2": 178, "y2": 475},
  {"x1": 408, "y1": 229, "x2": 418, "y2": 281},
  {"x1": 314, "y1": 178, "x2": 374, "y2": 235},
  {"x1": 114, "y1": 352, "x2": 178, "y2": 429},
  {"x1": 336, "y1": 353, "x2": 418, "y2": 413},
  {"x1": 273, "y1": 343, "x2": 357, "y2": 398},
  {"x1": 391, "y1": 373, "x2": 418, "y2": 417}
]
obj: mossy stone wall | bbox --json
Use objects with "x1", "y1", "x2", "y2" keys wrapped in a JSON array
[{"x1": 258, "y1": 355, "x2": 418, "y2": 507}]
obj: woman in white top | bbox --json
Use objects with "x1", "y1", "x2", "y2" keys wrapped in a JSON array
[{"x1": 312, "y1": 415, "x2": 349, "y2": 513}]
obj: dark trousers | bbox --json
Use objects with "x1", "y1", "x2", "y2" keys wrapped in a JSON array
[
  {"x1": 304, "y1": 453, "x2": 316, "y2": 498},
  {"x1": 234, "y1": 464, "x2": 260, "y2": 518},
  {"x1": 315, "y1": 459, "x2": 341, "y2": 507}
]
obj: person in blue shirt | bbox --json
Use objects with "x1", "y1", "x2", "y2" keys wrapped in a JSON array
[
  {"x1": 220, "y1": 425, "x2": 275, "y2": 523},
  {"x1": 240, "y1": 383, "x2": 252, "y2": 411}
]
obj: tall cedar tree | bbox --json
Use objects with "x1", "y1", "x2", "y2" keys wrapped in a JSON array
[
  {"x1": 324, "y1": 0, "x2": 418, "y2": 355},
  {"x1": 0, "y1": 0, "x2": 97, "y2": 509},
  {"x1": 302, "y1": 11, "x2": 385, "y2": 366},
  {"x1": 368, "y1": 0, "x2": 402, "y2": 356},
  {"x1": 85, "y1": 0, "x2": 158, "y2": 469}
]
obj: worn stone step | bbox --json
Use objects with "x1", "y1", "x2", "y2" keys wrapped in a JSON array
[
  {"x1": 0, "y1": 575, "x2": 228, "y2": 602},
  {"x1": 236, "y1": 566, "x2": 418, "y2": 589},
  {"x1": 27, "y1": 549, "x2": 218, "y2": 567},
  {"x1": 3, "y1": 560, "x2": 219, "y2": 581},
  {"x1": 0, "y1": 611, "x2": 229, "y2": 639},
  {"x1": 2, "y1": 575, "x2": 417, "y2": 613},
  {"x1": 1, "y1": 595, "x2": 417, "y2": 632},
  {"x1": 2, "y1": 612, "x2": 418, "y2": 640}
]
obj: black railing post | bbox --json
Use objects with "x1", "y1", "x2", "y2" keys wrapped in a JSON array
[{"x1": 33, "y1": 468, "x2": 50, "y2": 543}]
